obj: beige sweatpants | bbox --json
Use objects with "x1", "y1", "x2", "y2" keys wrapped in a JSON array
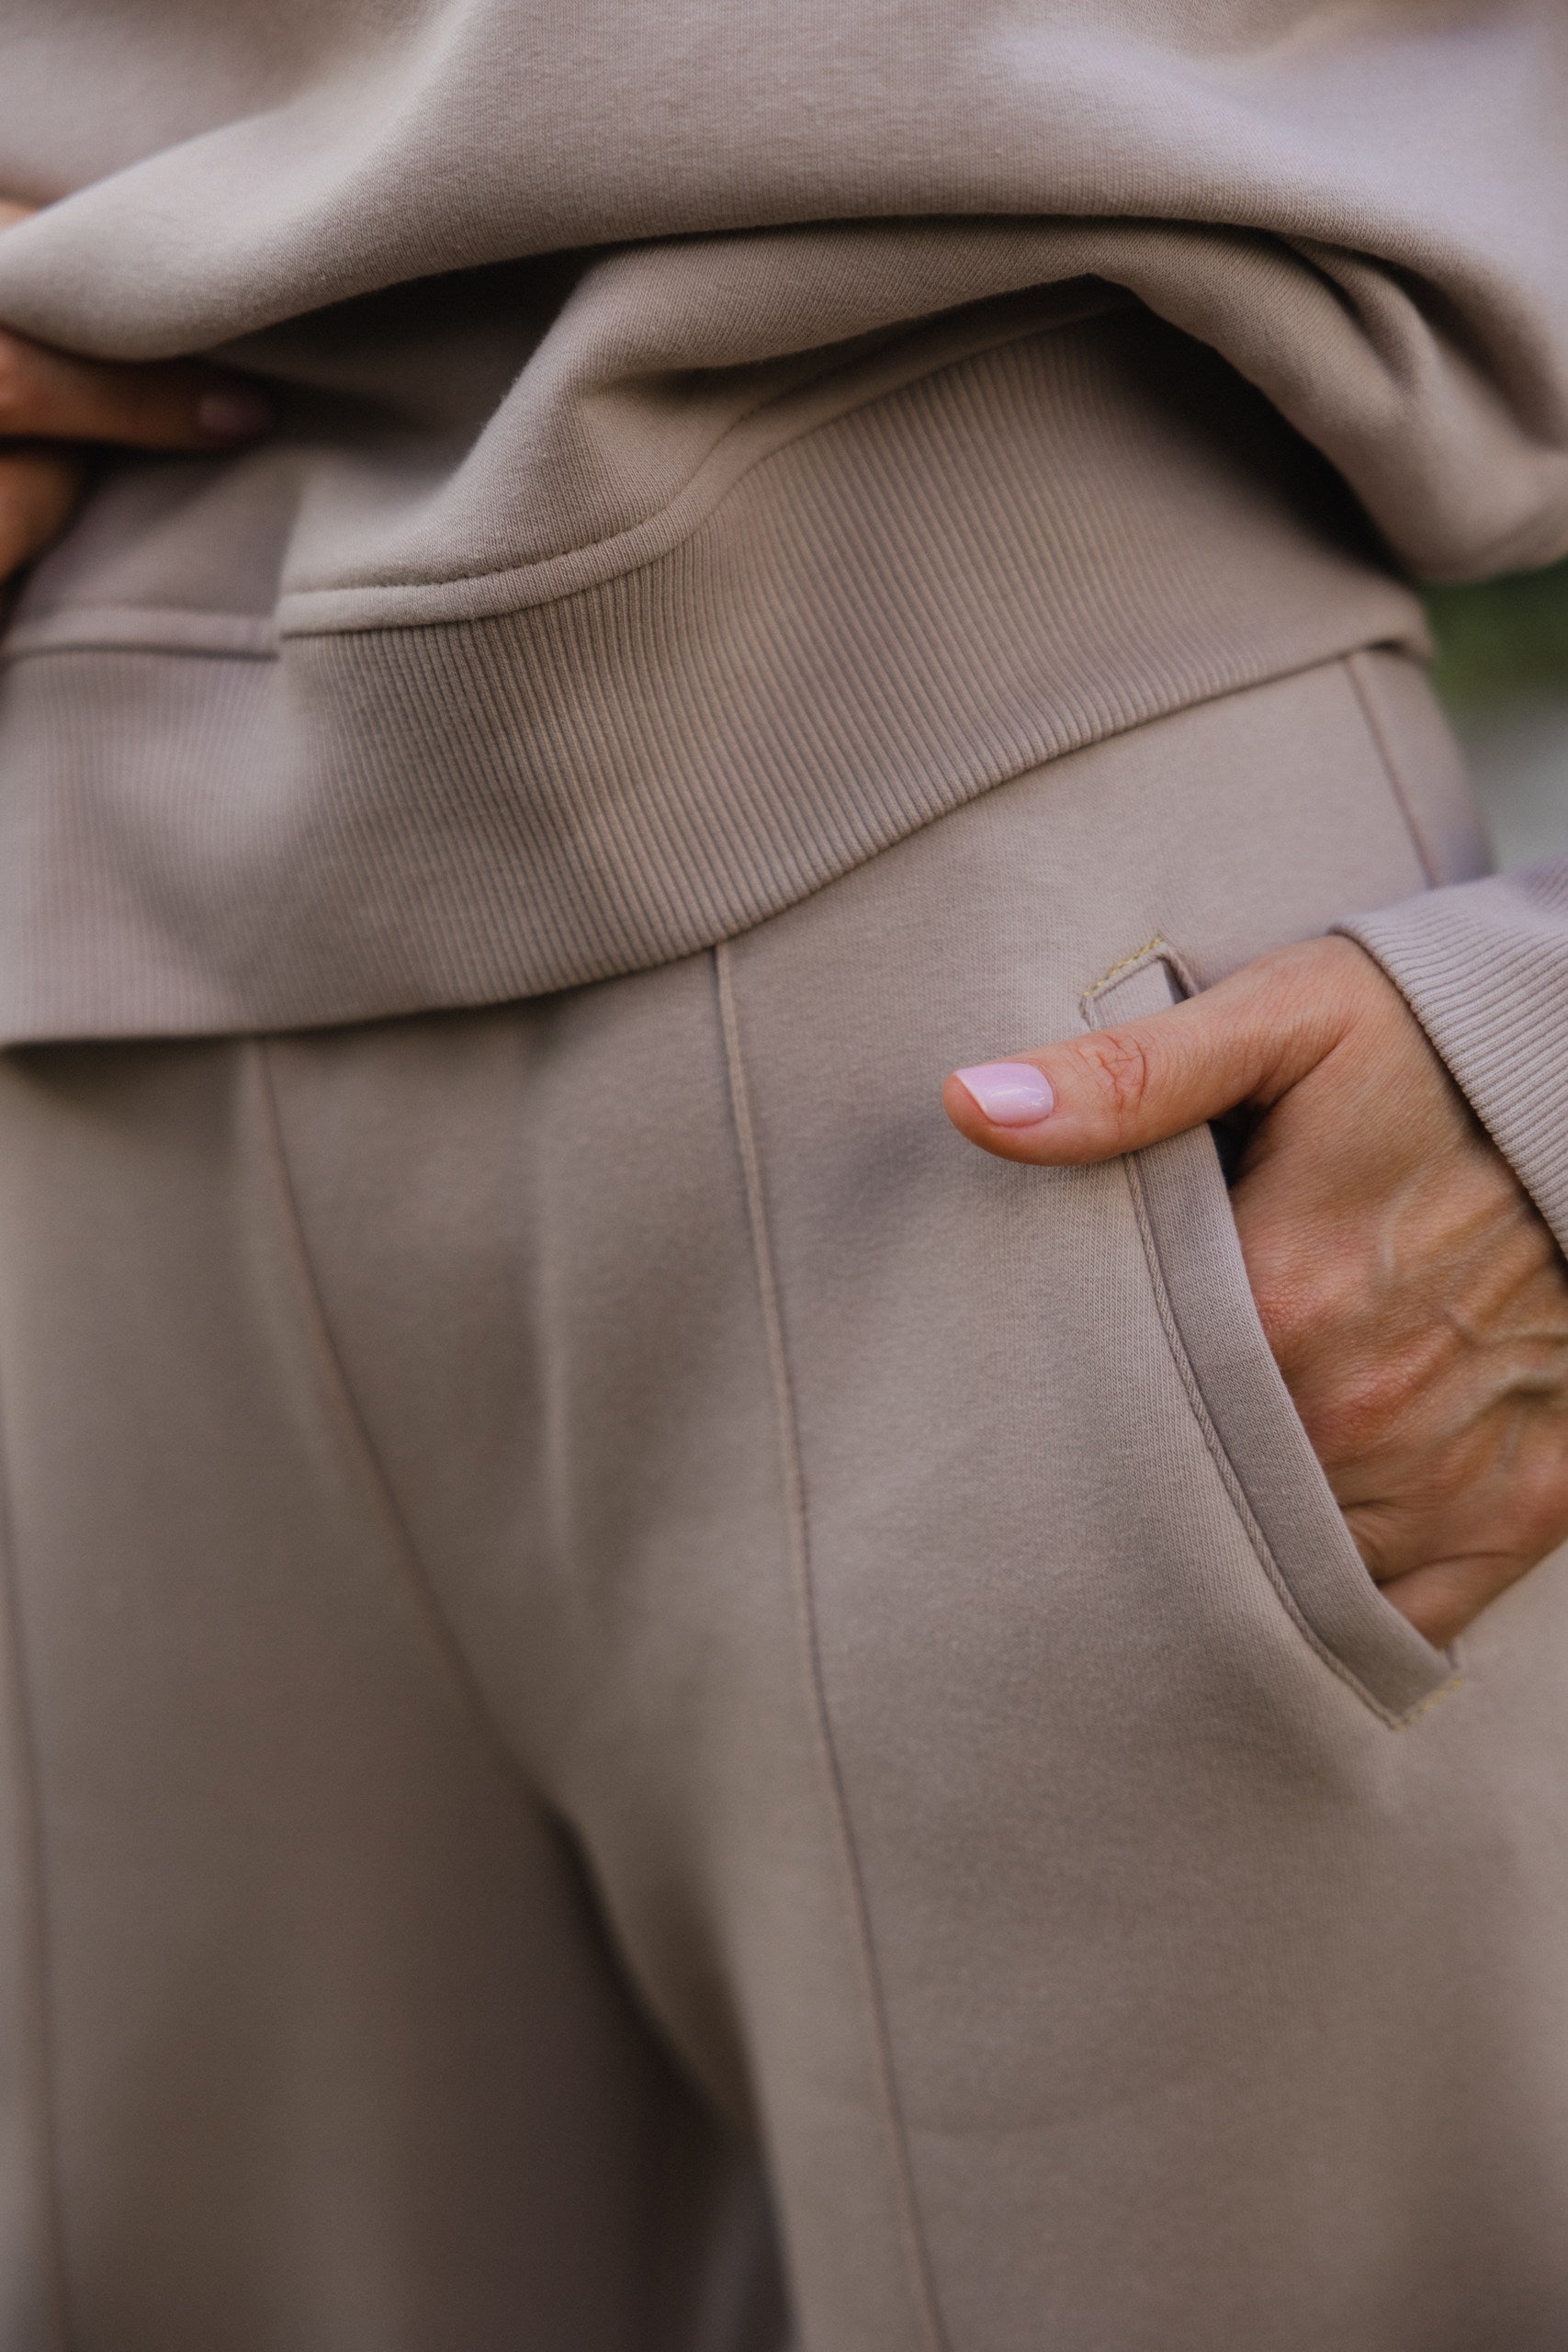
[{"x1": 0, "y1": 650, "x2": 1564, "y2": 2352}]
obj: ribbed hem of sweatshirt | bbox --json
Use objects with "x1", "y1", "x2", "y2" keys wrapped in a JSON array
[
  {"x1": 1339, "y1": 866, "x2": 1568, "y2": 1258},
  {"x1": 0, "y1": 308, "x2": 1427, "y2": 1043}
]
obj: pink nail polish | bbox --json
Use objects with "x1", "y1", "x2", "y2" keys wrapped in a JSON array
[{"x1": 954, "y1": 1062, "x2": 1055, "y2": 1126}]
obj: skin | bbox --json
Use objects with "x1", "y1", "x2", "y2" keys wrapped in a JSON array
[
  {"x1": 946, "y1": 934, "x2": 1568, "y2": 1648},
  {"x1": 0, "y1": 198, "x2": 271, "y2": 585}
]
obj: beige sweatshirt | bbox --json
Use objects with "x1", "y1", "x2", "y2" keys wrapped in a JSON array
[{"x1": 0, "y1": 0, "x2": 1565, "y2": 1235}]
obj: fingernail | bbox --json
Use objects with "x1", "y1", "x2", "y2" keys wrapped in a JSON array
[
  {"x1": 953, "y1": 1062, "x2": 1055, "y2": 1125},
  {"x1": 197, "y1": 387, "x2": 274, "y2": 442}
]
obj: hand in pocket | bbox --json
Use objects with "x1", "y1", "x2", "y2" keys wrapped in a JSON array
[
  {"x1": 0, "y1": 198, "x2": 272, "y2": 585},
  {"x1": 944, "y1": 934, "x2": 1568, "y2": 1647}
]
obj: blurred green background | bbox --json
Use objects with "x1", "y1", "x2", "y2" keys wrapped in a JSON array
[{"x1": 1427, "y1": 558, "x2": 1568, "y2": 866}]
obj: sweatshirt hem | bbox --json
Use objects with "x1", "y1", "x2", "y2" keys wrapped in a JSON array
[{"x1": 0, "y1": 308, "x2": 1427, "y2": 1044}]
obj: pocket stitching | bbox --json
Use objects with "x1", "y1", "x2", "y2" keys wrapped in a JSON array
[
  {"x1": 1084, "y1": 944, "x2": 1460, "y2": 1728},
  {"x1": 1118, "y1": 1139, "x2": 1456, "y2": 1730}
]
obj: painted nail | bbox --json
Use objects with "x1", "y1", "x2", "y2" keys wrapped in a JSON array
[
  {"x1": 953, "y1": 1061, "x2": 1055, "y2": 1126},
  {"x1": 197, "y1": 387, "x2": 274, "y2": 442}
]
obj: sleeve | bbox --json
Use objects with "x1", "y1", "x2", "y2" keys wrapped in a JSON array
[{"x1": 1338, "y1": 861, "x2": 1568, "y2": 1254}]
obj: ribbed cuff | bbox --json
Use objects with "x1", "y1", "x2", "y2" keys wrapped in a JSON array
[{"x1": 1339, "y1": 861, "x2": 1568, "y2": 1255}]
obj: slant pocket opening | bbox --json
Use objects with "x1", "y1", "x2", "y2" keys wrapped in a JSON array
[{"x1": 1084, "y1": 945, "x2": 1457, "y2": 1728}]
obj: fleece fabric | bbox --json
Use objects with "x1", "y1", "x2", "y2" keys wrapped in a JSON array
[{"x1": 5, "y1": 652, "x2": 1567, "y2": 2350}]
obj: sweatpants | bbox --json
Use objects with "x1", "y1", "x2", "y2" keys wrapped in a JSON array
[{"x1": 0, "y1": 649, "x2": 1564, "y2": 2351}]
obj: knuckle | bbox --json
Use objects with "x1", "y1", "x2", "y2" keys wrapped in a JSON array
[
  {"x1": 1249, "y1": 1261, "x2": 1321, "y2": 1351},
  {"x1": 1341, "y1": 1501, "x2": 1405, "y2": 1585},
  {"x1": 1306, "y1": 1348, "x2": 1433, "y2": 1461},
  {"x1": 1246, "y1": 1244, "x2": 1357, "y2": 1370},
  {"x1": 1247, "y1": 1269, "x2": 1305, "y2": 1358},
  {"x1": 1082, "y1": 1027, "x2": 1155, "y2": 1128}
]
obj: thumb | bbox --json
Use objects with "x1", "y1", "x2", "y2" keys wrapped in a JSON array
[{"x1": 942, "y1": 939, "x2": 1371, "y2": 1166}]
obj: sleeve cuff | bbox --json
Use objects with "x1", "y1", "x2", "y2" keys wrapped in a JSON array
[{"x1": 1337, "y1": 860, "x2": 1568, "y2": 1258}]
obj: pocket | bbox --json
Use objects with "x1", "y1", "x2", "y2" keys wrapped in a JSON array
[{"x1": 1086, "y1": 946, "x2": 1457, "y2": 1726}]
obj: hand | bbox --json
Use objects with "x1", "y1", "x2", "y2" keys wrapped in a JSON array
[
  {"x1": 0, "y1": 198, "x2": 271, "y2": 584},
  {"x1": 943, "y1": 934, "x2": 1568, "y2": 1647}
]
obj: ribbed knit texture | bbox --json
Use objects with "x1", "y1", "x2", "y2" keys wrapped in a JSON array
[
  {"x1": 1342, "y1": 868, "x2": 1568, "y2": 1258},
  {"x1": 0, "y1": 0, "x2": 1566, "y2": 1085},
  {"x1": 0, "y1": 312, "x2": 1424, "y2": 1041}
]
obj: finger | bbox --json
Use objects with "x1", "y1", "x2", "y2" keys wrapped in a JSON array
[
  {"x1": 0, "y1": 328, "x2": 272, "y2": 452},
  {"x1": 942, "y1": 939, "x2": 1371, "y2": 1168},
  {"x1": 1375, "y1": 1550, "x2": 1536, "y2": 1649},
  {"x1": 0, "y1": 446, "x2": 87, "y2": 575},
  {"x1": 1341, "y1": 1391, "x2": 1568, "y2": 1555}
]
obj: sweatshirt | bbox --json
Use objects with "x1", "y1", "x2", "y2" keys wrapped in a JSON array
[{"x1": 0, "y1": 0, "x2": 1565, "y2": 1240}]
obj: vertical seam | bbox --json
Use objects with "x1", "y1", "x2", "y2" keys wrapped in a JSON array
[
  {"x1": 0, "y1": 1351, "x2": 75, "y2": 2346},
  {"x1": 250, "y1": 1040, "x2": 544, "y2": 1809},
  {"x1": 1345, "y1": 649, "x2": 1440, "y2": 888},
  {"x1": 712, "y1": 944, "x2": 948, "y2": 2352}
]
